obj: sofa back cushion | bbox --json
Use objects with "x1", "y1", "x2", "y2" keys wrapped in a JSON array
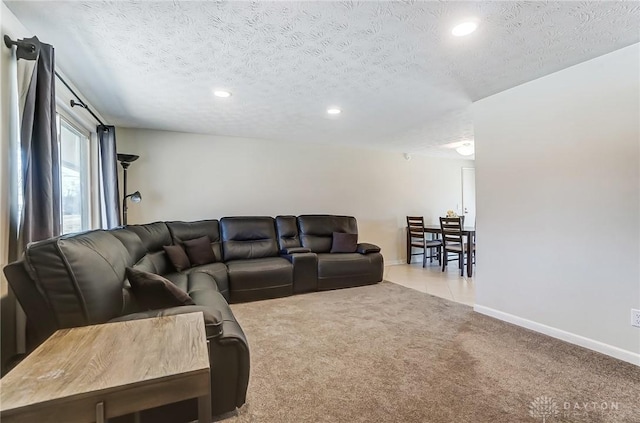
[
  {"x1": 330, "y1": 232, "x2": 358, "y2": 253},
  {"x1": 298, "y1": 215, "x2": 359, "y2": 253},
  {"x1": 166, "y1": 220, "x2": 223, "y2": 262},
  {"x1": 126, "y1": 222, "x2": 172, "y2": 251},
  {"x1": 126, "y1": 222, "x2": 173, "y2": 274},
  {"x1": 23, "y1": 230, "x2": 132, "y2": 328},
  {"x1": 220, "y1": 216, "x2": 278, "y2": 261},
  {"x1": 111, "y1": 228, "x2": 147, "y2": 267},
  {"x1": 275, "y1": 215, "x2": 301, "y2": 250}
]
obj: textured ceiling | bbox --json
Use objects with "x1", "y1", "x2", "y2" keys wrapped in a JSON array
[{"x1": 6, "y1": 1, "x2": 640, "y2": 156}]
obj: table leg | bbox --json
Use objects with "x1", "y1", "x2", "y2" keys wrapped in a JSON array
[
  {"x1": 199, "y1": 340, "x2": 212, "y2": 423},
  {"x1": 406, "y1": 227, "x2": 411, "y2": 264},
  {"x1": 96, "y1": 402, "x2": 105, "y2": 423},
  {"x1": 197, "y1": 392, "x2": 211, "y2": 423}
]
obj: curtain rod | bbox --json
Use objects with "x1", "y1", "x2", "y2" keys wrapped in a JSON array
[
  {"x1": 54, "y1": 71, "x2": 106, "y2": 127},
  {"x1": 4, "y1": 35, "x2": 107, "y2": 128}
]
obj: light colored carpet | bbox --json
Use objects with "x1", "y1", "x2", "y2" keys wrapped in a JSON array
[{"x1": 227, "y1": 282, "x2": 639, "y2": 422}]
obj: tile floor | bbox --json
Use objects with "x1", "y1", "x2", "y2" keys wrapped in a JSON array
[{"x1": 384, "y1": 260, "x2": 475, "y2": 306}]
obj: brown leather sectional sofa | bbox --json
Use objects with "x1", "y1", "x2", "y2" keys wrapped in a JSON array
[{"x1": 3, "y1": 214, "x2": 383, "y2": 422}]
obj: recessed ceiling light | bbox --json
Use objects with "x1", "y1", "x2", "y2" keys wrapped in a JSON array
[
  {"x1": 456, "y1": 142, "x2": 475, "y2": 156},
  {"x1": 452, "y1": 21, "x2": 478, "y2": 37},
  {"x1": 327, "y1": 107, "x2": 342, "y2": 115},
  {"x1": 213, "y1": 90, "x2": 232, "y2": 98}
]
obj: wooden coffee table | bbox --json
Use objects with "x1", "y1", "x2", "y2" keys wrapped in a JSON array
[{"x1": 0, "y1": 312, "x2": 211, "y2": 423}]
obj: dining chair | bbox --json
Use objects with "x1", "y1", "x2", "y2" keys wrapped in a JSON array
[
  {"x1": 439, "y1": 216, "x2": 474, "y2": 276},
  {"x1": 406, "y1": 216, "x2": 442, "y2": 267}
]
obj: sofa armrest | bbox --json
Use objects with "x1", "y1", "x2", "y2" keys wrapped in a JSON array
[
  {"x1": 282, "y1": 252, "x2": 318, "y2": 293},
  {"x1": 109, "y1": 305, "x2": 223, "y2": 339},
  {"x1": 357, "y1": 243, "x2": 381, "y2": 254},
  {"x1": 280, "y1": 247, "x2": 311, "y2": 254}
]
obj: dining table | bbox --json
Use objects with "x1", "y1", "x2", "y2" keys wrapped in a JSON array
[{"x1": 408, "y1": 224, "x2": 476, "y2": 277}]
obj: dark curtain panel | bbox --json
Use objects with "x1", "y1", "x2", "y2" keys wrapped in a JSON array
[
  {"x1": 98, "y1": 125, "x2": 121, "y2": 228},
  {"x1": 4, "y1": 38, "x2": 59, "y2": 374},
  {"x1": 9, "y1": 39, "x2": 60, "y2": 260}
]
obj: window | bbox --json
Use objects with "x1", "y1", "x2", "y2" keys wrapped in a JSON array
[{"x1": 57, "y1": 115, "x2": 91, "y2": 234}]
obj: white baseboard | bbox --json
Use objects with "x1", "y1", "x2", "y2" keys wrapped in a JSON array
[
  {"x1": 474, "y1": 305, "x2": 640, "y2": 366},
  {"x1": 385, "y1": 257, "x2": 425, "y2": 266}
]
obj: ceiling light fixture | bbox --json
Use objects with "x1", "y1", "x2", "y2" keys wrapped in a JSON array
[
  {"x1": 452, "y1": 21, "x2": 478, "y2": 37},
  {"x1": 213, "y1": 90, "x2": 232, "y2": 98},
  {"x1": 456, "y1": 142, "x2": 475, "y2": 156},
  {"x1": 327, "y1": 107, "x2": 342, "y2": 115}
]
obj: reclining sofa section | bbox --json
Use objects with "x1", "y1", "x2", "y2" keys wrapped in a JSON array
[{"x1": 3, "y1": 214, "x2": 383, "y2": 422}]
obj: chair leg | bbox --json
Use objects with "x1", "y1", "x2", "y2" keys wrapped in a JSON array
[
  {"x1": 406, "y1": 241, "x2": 411, "y2": 264},
  {"x1": 422, "y1": 248, "x2": 427, "y2": 268},
  {"x1": 459, "y1": 253, "x2": 464, "y2": 276},
  {"x1": 441, "y1": 251, "x2": 447, "y2": 272}
]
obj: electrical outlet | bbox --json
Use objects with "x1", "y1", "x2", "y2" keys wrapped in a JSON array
[{"x1": 631, "y1": 309, "x2": 640, "y2": 328}]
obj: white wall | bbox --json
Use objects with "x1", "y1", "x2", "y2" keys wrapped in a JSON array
[
  {"x1": 473, "y1": 44, "x2": 640, "y2": 364},
  {"x1": 117, "y1": 128, "x2": 474, "y2": 264}
]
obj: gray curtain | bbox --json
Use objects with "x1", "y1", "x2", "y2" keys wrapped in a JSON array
[
  {"x1": 4, "y1": 37, "x2": 59, "y2": 372},
  {"x1": 8, "y1": 37, "x2": 60, "y2": 260},
  {"x1": 98, "y1": 125, "x2": 121, "y2": 228}
]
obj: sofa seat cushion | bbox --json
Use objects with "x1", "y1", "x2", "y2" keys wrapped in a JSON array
[
  {"x1": 317, "y1": 253, "x2": 373, "y2": 277},
  {"x1": 188, "y1": 286, "x2": 238, "y2": 323},
  {"x1": 164, "y1": 262, "x2": 230, "y2": 302},
  {"x1": 226, "y1": 257, "x2": 293, "y2": 302},
  {"x1": 164, "y1": 269, "x2": 217, "y2": 292},
  {"x1": 188, "y1": 262, "x2": 230, "y2": 300},
  {"x1": 316, "y1": 253, "x2": 383, "y2": 290},
  {"x1": 186, "y1": 271, "x2": 221, "y2": 294},
  {"x1": 159, "y1": 270, "x2": 236, "y2": 323},
  {"x1": 164, "y1": 272, "x2": 189, "y2": 292}
]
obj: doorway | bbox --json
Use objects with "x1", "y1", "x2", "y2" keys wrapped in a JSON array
[{"x1": 462, "y1": 167, "x2": 476, "y2": 226}]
